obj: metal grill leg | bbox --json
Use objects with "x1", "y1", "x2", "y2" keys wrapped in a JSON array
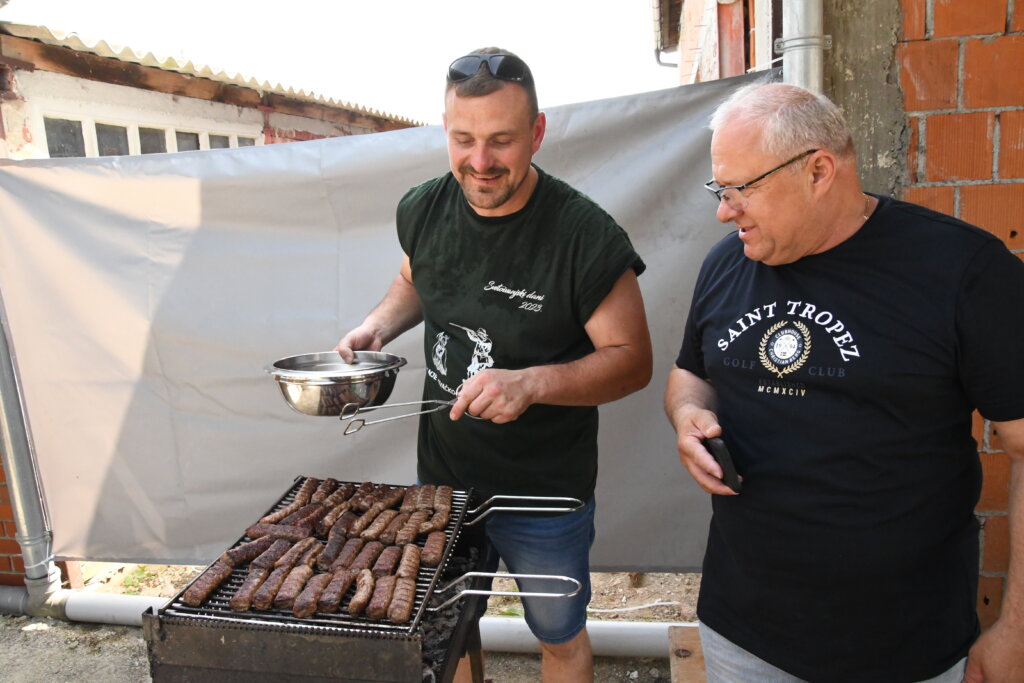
[{"x1": 466, "y1": 623, "x2": 484, "y2": 683}]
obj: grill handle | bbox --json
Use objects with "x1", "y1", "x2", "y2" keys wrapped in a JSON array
[
  {"x1": 426, "y1": 571, "x2": 582, "y2": 612},
  {"x1": 462, "y1": 495, "x2": 584, "y2": 526}
]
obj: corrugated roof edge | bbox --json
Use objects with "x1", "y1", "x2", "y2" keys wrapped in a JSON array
[{"x1": 0, "y1": 21, "x2": 425, "y2": 126}]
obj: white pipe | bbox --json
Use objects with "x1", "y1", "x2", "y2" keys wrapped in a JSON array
[
  {"x1": 479, "y1": 616, "x2": 697, "y2": 659},
  {"x1": 0, "y1": 586, "x2": 168, "y2": 626},
  {"x1": 780, "y1": 0, "x2": 826, "y2": 92}
]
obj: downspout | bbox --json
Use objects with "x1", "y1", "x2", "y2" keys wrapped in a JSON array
[{"x1": 776, "y1": 0, "x2": 831, "y2": 92}]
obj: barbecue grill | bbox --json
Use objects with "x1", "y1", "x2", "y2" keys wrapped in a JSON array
[{"x1": 143, "y1": 476, "x2": 580, "y2": 682}]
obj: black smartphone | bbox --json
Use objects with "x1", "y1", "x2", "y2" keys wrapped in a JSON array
[{"x1": 702, "y1": 437, "x2": 742, "y2": 493}]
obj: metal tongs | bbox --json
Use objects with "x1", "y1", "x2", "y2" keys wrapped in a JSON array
[
  {"x1": 341, "y1": 395, "x2": 483, "y2": 435},
  {"x1": 427, "y1": 572, "x2": 581, "y2": 612}
]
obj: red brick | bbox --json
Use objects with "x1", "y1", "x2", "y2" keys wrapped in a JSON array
[
  {"x1": 900, "y1": 0, "x2": 927, "y2": 40},
  {"x1": 902, "y1": 185, "x2": 956, "y2": 216},
  {"x1": 979, "y1": 452, "x2": 1011, "y2": 510},
  {"x1": 926, "y1": 112, "x2": 994, "y2": 181},
  {"x1": 978, "y1": 575, "x2": 1004, "y2": 629},
  {"x1": 972, "y1": 411, "x2": 987, "y2": 446},
  {"x1": 0, "y1": 503, "x2": 12, "y2": 522},
  {"x1": 0, "y1": 484, "x2": 8, "y2": 505},
  {"x1": 0, "y1": 538, "x2": 21, "y2": 555},
  {"x1": 1014, "y1": 0, "x2": 1024, "y2": 31},
  {"x1": 965, "y1": 36, "x2": 1024, "y2": 108},
  {"x1": 0, "y1": 556, "x2": 10, "y2": 572},
  {"x1": 961, "y1": 184, "x2": 1024, "y2": 247},
  {"x1": 982, "y1": 514, "x2": 1010, "y2": 572},
  {"x1": 0, "y1": 571, "x2": 25, "y2": 587},
  {"x1": 934, "y1": 0, "x2": 1007, "y2": 37},
  {"x1": 3, "y1": 521, "x2": 18, "y2": 538},
  {"x1": 897, "y1": 40, "x2": 959, "y2": 111},
  {"x1": 11, "y1": 555, "x2": 24, "y2": 574},
  {"x1": 999, "y1": 110, "x2": 1024, "y2": 179}
]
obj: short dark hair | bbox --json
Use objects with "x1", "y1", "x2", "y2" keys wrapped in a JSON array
[{"x1": 445, "y1": 47, "x2": 539, "y2": 119}]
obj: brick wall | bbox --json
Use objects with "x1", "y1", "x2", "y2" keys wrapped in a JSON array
[
  {"x1": 0, "y1": 456, "x2": 23, "y2": 586},
  {"x1": 898, "y1": 0, "x2": 1023, "y2": 628}
]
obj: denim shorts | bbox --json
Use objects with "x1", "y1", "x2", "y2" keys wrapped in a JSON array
[{"x1": 480, "y1": 496, "x2": 596, "y2": 644}]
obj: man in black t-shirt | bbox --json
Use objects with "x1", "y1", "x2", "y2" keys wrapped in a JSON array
[
  {"x1": 663, "y1": 82, "x2": 1024, "y2": 682},
  {"x1": 336, "y1": 49, "x2": 652, "y2": 682}
]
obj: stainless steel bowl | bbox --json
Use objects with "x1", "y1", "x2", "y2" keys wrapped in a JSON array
[{"x1": 266, "y1": 351, "x2": 407, "y2": 417}]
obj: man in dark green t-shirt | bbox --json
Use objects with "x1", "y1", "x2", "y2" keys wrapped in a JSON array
[{"x1": 336, "y1": 48, "x2": 652, "y2": 681}]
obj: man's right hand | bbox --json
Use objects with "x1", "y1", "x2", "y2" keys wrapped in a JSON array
[
  {"x1": 664, "y1": 367, "x2": 737, "y2": 496},
  {"x1": 334, "y1": 325, "x2": 384, "y2": 363}
]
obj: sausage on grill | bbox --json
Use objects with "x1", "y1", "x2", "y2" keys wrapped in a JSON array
[
  {"x1": 419, "y1": 508, "x2": 449, "y2": 534},
  {"x1": 245, "y1": 523, "x2": 310, "y2": 543},
  {"x1": 293, "y1": 572, "x2": 333, "y2": 618},
  {"x1": 329, "y1": 537, "x2": 365, "y2": 571},
  {"x1": 396, "y1": 543, "x2": 421, "y2": 579},
  {"x1": 400, "y1": 486, "x2": 419, "y2": 513},
  {"x1": 380, "y1": 512, "x2": 410, "y2": 545},
  {"x1": 322, "y1": 482, "x2": 356, "y2": 508},
  {"x1": 297, "y1": 541, "x2": 323, "y2": 568},
  {"x1": 366, "y1": 574, "x2": 397, "y2": 620},
  {"x1": 318, "y1": 568, "x2": 358, "y2": 613},
  {"x1": 372, "y1": 545, "x2": 402, "y2": 578},
  {"x1": 348, "y1": 506, "x2": 382, "y2": 537},
  {"x1": 416, "y1": 484, "x2": 436, "y2": 511},
  {"x1": 273, "y1": 565, "x2": 314, "y2": 610},
  {"x1": 274, "y1": 537, "x2": 318, "y2": 568},
  {"x1": 278, "y1": 503, "x2": 321, "y2": 526},
  {"x1": 388, "y1": 577, "x2": 417, "y2": 624},
  {"x1": 395, "y1": 511, "x2": 430, "y2": 546},
  {"x1": 219, "y1": 536, "x2": 274, "y2": 567},
  {"x1": 259, "y1": 477, "x2": 320, "y2": 523},
  {"x1": 315, "y1": 501, "x2": 352, "y2": 537},
  {"x1": 421, "y1": 531, "x2": 446, "y2": 567},
  {"x1": 349, "y1": 541, "x2": 385, "y2": 571},
  {"x1": 181, "y1": 561, "x2": 233, "y2": 607},
  {"x1": 229, "y1": 566, "x2": 270, "y2": 612},
  {"x1": 348, "y1": 569, "x2": 375, "y2": 616},
  {"x1": 360, "y1": 509, "x2": 398, "y2": 541},
  {"x1": 318, "y1": 520, "x2": 350, "y2": 570},
  {"x1": 311, "y1": 477, "x2": 339, "y2": 504},
  {"x1": 433, "y1": 485, "x2": 453, "y2": 512},
  {"x1": 251, "y1": 539, "x2": 293, "y2": 569},
  {"x1": 251, "y1": 565, "x2": 292, "y2": 610}
]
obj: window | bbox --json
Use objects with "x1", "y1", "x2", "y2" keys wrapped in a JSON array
[
  {"x1": 96, "y1": 123, "x2": 130, "y2": 156},
  {"x1": 139, "y1": 127, "x2": 167, "y2": 154},
  {"x1": 175, "y1": 131, "x2": 200, "y2": 152},
  {"x1": 209, "y1": 134, "x2": 230, "y2": 149},
  {"x1": 237, "y1": 136, "x2": 256, "y2": 147},
  {"x1": 44, "y1": 117, "x2": 86, "y2": 158}
]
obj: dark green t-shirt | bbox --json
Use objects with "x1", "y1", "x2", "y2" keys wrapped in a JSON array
[{"x1": 396, "y1": 166, "x2": 644, "y2": 501}]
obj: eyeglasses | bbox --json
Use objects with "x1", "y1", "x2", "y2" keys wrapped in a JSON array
[
  {"x1": 703, "y1": 149, "x2": 818, "y2": 211},
  {"x1": 447, "y1": 53, "x2": 533, "y2": 84}
]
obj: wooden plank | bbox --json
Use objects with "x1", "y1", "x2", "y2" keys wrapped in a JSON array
[{"x1": 669, "y1": 624, "x2": 705, "y2": 683}]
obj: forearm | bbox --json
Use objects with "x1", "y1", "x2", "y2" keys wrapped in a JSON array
[
  {"x1": 361, "y1": 272, "x2": 423, "y2": 346},
  {"x1": 663, "y1": 366, "x2": 718, "y2": 434},
  {"x1": 518, "y1": 342, "x2": 652, "y2": 407},
  {"x1": 999, "y1": 453, "x2": 1024, "y2": 628}
]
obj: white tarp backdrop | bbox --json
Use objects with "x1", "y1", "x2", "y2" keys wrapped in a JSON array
[{"x1": 0, "y1": 73, "x2": 758, "y2": 570}]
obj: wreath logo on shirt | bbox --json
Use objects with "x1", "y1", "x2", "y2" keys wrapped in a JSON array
[{"x1": 759, "y1": 320, "x2": 812, "y2": 378}]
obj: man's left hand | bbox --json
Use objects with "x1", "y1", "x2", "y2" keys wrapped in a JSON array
[
  {"x1": 964, "y1": 618, "x2": 1024, "y2": 683},
  {"x1": 450, "y1": 368, "x2": 535, "y2": 423}
]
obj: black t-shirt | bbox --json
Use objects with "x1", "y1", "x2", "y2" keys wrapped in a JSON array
[
  {"x1": 398, "y1": 166, "x2": 644, "y2": 502},
  {"x1": 676, "y1": 195, "x2": 1024, "y2": 682}
]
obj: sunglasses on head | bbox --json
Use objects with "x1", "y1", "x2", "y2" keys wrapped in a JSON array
[{"x1": 447, "y1": 53, "x2": 533, "y2": 84}]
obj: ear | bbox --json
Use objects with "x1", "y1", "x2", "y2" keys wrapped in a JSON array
[
  {"x1": 808, "y1": 150, "x2": 838, "y2": 196},
  {"x1": 531, "y1": 112, "x2": 547, "y2": 154}
]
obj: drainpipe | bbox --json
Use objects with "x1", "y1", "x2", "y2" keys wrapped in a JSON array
[
  {"x1": 0, "y1": 283, "x2": 69, "y2": 617},
  {"x1": 776, "y1": 0, "x2": 831, "y2": 92}
]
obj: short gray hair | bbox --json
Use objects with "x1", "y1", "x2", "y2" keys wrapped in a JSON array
[{"x1": 709, "y1": 82, "x2": 854, "y2": 159}]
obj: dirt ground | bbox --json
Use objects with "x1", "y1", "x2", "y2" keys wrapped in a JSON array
[{"x1": 0, "y1": 564, "x2": 700, "y2": 682}]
